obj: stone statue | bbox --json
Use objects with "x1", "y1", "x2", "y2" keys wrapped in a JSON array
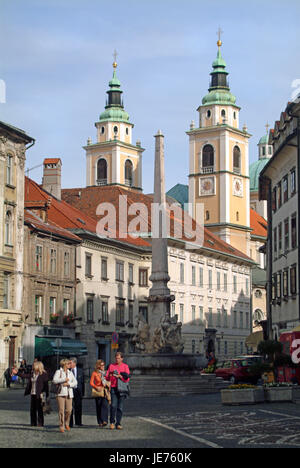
[
  {"x1": 132, "y1": 312, "x2": 151, "y2": 352},
  {"x1": 157, "y1": 313, "x2": 184, "y2": 354}
]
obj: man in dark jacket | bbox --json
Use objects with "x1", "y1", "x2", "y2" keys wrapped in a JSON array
[{"x1": 69, "y1": 357, "x2": 85, "y2": 427}]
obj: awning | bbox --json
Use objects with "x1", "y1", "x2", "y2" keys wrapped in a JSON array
[
  {"x1": 245, "y1": 330, "x2": 264, "y2": 349},
  {"x1": 35, "y1": 337, "x2": 88, "y2": 358}
]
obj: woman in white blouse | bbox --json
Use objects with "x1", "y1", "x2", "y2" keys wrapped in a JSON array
[{"x1": 53, "y1": 359, "x2": 77, "y2": 433}]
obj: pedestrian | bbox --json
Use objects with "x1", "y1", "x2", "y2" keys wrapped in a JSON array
[
  {"x1": 69, "y1": 357, "x2": 85, "y2": 427},
  {"x1": 19, "y1": 360, "x2": 28, "y2": 387},
  {"x1": 52, "y1": 359, "x2": 77, "y2": 433},
  {"x1": 4, "y1": 367, "x2": 11, "y2": 389},
  {"x1": 106, "y1": 352, "x2": 130, "y2": 430},
  {"x1": 90, "y1": 360, "x2": 110, "y2": 428},
  {"x1": 20, "y1": 361, "x2": 49, "y2": 427}
]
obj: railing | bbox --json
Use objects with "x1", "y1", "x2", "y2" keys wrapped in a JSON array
[
  {"x1": 200, "y1": 166, "x2": 214, "y2": 174},
  {"x1": 97, "y1": 179, "x2": 107, "y2": 186}
]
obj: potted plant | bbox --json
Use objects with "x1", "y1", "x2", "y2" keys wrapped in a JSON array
[
  {"x1": 221, "y1": 384, "x2": 264, "y2": 406},
  {"x1": 63, "y1": 314, "x2": 74, "y2": 324},
  {"x1": 50, "y1": 313, "x2": 59, "y2": 324},
  {"x1": 264, "y1": 382, "x2": 294, "y2": 402},
  {"x1": 35, "y1": 316, "x2": 43, "y2": 326}
]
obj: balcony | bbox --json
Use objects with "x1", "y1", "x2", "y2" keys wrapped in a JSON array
[
  {"x1": 97, "y1": 179, "x2": 107, "y2": 186},
  {"x1": 200, "y1": 166, "x2": 214, "y2": 174}
]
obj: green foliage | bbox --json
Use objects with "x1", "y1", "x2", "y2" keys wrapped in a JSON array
[{"x1": 257, "y1": 340, "x2": 283, "y2": 361}]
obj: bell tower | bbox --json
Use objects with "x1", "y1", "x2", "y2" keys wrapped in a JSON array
[
  {"x1": 85, "y1": 53, "x2": 144, "y2": 190},
  {"x1": 187, "y1": 34, "x2": 251, "y2": 255}
]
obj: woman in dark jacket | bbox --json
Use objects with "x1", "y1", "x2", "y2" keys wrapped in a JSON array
[{"x1": 21, "y1": 361, "x2": 49, "y2": 427}]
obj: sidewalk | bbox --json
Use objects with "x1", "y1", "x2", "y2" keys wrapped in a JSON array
[{"x1": 2, "y1": 387, "x2": 300, "y2": 448}]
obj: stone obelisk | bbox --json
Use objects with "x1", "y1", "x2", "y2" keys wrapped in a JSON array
[{"x1": 148, "y1": 130, "x2": 173, "y2": 332}]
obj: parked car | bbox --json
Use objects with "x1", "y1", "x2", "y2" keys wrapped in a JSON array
[{"x1": 215, "y1": 356, "x2": 263, "y2": 384}]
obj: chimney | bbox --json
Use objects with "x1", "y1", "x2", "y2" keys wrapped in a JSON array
[{"x1": 42, "y1": 158, "x2": 62, "y2": 200}]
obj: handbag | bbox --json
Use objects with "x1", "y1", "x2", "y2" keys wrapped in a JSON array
[
  {"x1": 50, "y1": 370, "x2": 63, "y2": 395},
  {"x1": 117, "y1": 378, "x2": 130, "y2": 396},
  {"x1": 91, "y1": 387, "x2": 105, "y2": 398}
]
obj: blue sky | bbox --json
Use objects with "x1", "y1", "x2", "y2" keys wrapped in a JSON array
[{"x1": 1, "y1": 0, "x2": 300, "y2": 194}]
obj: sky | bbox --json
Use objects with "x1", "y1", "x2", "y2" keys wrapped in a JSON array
[{"x1": 1, "y1": 0, "x2": 300, "y2": 194}]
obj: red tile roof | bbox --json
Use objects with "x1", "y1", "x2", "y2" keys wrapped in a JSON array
[
  {"x1": 44, "y1": 158, "x2": 62, "y2": 165},
  {"x1": 62, "y1": 185, "x2": 253, "y2": 262},
  {"x1": 24, "y1": 209, "x2": 81, "y2": 242},
  {"x1": 250, "y1": 208, "x2": 267, "y2": 238}
]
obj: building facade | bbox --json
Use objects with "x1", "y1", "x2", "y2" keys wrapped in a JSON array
[
  {"x1": 0, "y1": 121, "x2": 34, "y2": 379},
  {"x1": 260, "y1": 101, "x2": 300, "y2": 338}
]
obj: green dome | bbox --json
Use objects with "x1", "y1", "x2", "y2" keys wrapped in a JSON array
[
  {"x1": 202, "y1": 89, "x2": 236, "y2": 106},
  {"x1": 99, "y1": 107, "x2": 129, "y2": 122},
  {"x1": 249, "y1": 158, "x2": 269, "y2": 192},
  {"x1": 258, "y1": 134, "x2": 269, "y2": 145}
]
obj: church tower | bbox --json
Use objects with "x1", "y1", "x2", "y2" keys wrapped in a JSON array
[
  {"x1": 187, "y1": 35, "x2": 251, "y2": 255},
  {"x1": 85, "y1": 55, "x2": 144, "y2": 190}
]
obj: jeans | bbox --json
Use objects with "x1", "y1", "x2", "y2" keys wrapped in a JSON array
[{"x1": 110, "y1": 388, "x2": 126, "y2": 426}]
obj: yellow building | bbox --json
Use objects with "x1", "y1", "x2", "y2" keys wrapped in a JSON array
[
  {"x1": 84, "y1": 61, "x2": 144, "y2": 190},
  {"x1": 187, "y1": 40, "x2": 251, "y2": 256}
]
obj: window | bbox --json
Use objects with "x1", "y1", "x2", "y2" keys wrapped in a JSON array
[
  {"x1": 199, "y1": 306, "x2": 204, "y2": 322},
  {"x1": 97, "y1": 159, "x2": 107, "y2": 185},
  {"x1": 139, "y1": 306, "x2": 148, "y2": 323},
  {"x1": 116, "y1": 261, "x2": 124, "y2": 282},
  {"x1": 272, "y1": 187, "x2": 277, "y2": 212},
  {"x1": 291, "y1": 265, "x2": 297, "y2": 296},
  {"x1": 217, "y1": 271, "x2": 221, "y2": 291},
  {"x1": 208, "y1": 308, "x2": 213, "y2": 327},
  {"x1": 171, "y1": 302, "x2": 176, "y2": 318},
  {"x1": 180, "y1": 304, "x2": 184, "y2": 323},
  {"x1": 277, "y1": 182, "x2": 282, "y2": 208},
  {"x1": 6, "y1": 155, "x2": 13, "y2": 185},
  {"x1": 125, "y1": 160, "x2": 133, "y2": 187},
  {"x1": 283, "y1": 270, "x2": 289, "y2": 297},
  {"x1": 87, "y1": 299, "x2": 94, "y2": 323},
  {"x1": 191, "y1": 305, "x2": 196, "y2": 323},
  {"x1": 224, "y1": 273, "x2": 228, "y2": 292},
  {"x1": 101, "y1": 301, "x2": 109, "y2": 324},
  {"x1": 291, "y1": 169, "x2": 296, "y2": 196},
  {"x1": 199, "y1": 267, "x2": 203, "y2": 287},
  {"x1": 217, "y1": 309, "x2": 221, "y2": 327},
  {"x1": 63, "y1": 298, "x2": 70, "y2": 316},
  {"x1": 240, "y1": 312, "x2": 244, "y2": 329},
  {"x1": 128, "y1": 302, "x2": 134, "y2": 326},
  {"x1": 284, "y1": 218, "x2": 289, "y2": 251},
  {"x1": 233, "y1": 310, "x2": 237, "y2": 328},
  {"x1": 113, "y1": 126, "x2": 118, "y2": 135},
  {"x1": 35, "y1": 295, "x2": 43, "y2": 321},
  {"x1": 223, "y1": 309, "x2": 228, "y2": 328},
  {"x1": 236, "y1": 211, "x2": 239, "y2": 222},
  {"x1": 116, "y1": 300, "x2": 125, "y2": 325},
  {"x1": 208, "y1": 270, "x2": 212, "y2": 289},
  {"x1": 273, "y1": 228, "x2": 277, "y2": 256},
  {"x1": 50, "y1": 249, "x2": 57, "y2": 274},
  {"x1": 283, "y1": 176, "x2": 289, "y2": 203},
  {"x1": 233, "y1": 146, "x2": 241, "y2": 174},
  {"x1": 129, "y1": 264, "x2": 134, "y2": 284},
  {"x1": 49, "y1": 297, "x2": 56, "y2": 315},
  {"x1": 246, "y1": 278, "x2": 249, "y2": 296},
  {"x1": 291, "y1": 214, "x2": 297, "y2": 249},
  {"x1": 221, "y1": 109, "x2": 226, "y2": 118},
  {"x1": 206, "y1": 110, "x2": 211, "y2": 118},
  {"x1": 245, "y1": 313, "x2": 250, "y2": 329},
  {"x1": 139, "y1": 268, "x2": 148, "y2": 287},
  {"x1": 85, "y1": 254, "x2": 92, "y2": 277},
  {"x1": 192, "y1": 266, "x2": 196, "y2": 286},
  {"x1": 3, "y1": 273, "x2": 10, "y2": 309},
  {"x1": 35, "y1": 246, "x2": 43, "y2": 272},
  {"x1": 180, "y1": 263, "x2": 185, "y2": 284},
  {"x1": 276, "y1": 272, "x2": 282, "y2": 299},
  {"x1": 233, "y1": 275, "x2": 237, "y2": 294},
  {"x1": 101, "y1": 257, "x2": 108, "y2": 280},
  {"x1": 202, "y1": 144, "x2": 214, "y2": 171},
  {"x1": 64, "y1": 252, "x2": 70, "y2": 277},
  {"x1": 272, "y1": 275, "x2": 276, "y2": 301},
  {"x1": 278, "y1": 223, "x2": 282, "y2": 252},
  {"x1": 5, "y1": 211, "x2": 12, "y2": 245}
]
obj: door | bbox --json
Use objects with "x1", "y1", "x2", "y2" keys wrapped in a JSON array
[{"x1": 9, "y1": 336, "x2": 16, "y2": 368}]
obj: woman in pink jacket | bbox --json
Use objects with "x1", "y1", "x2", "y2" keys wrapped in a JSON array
[{"x1": 106, "y1": 352, "x2": 130, "y2": 430}]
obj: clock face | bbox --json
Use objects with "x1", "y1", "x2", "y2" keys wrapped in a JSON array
[
  {"x1": 200, "y1": 177, "x2": 215, "y2": 196},
  {"x1": 233, "y1": 177, "x2": 243, "y2": 197}
]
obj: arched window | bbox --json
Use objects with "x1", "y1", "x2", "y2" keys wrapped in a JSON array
[
  {"x1": 233, "y1": 146, "x2": 241, "y2": 174},
  {"x1": 5, "y1": 211, "x2": 12, "y2": 245},
  {"x1": 97, "y1": 159, "x2": 107, "y2": 185},
  {"x1": 202, "y1": 145, "x2": 214, "y2": 173},
  {"x1": 125, "y1": 160, "x2": 133, "y2": 187}
]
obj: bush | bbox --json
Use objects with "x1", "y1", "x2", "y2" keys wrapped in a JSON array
[{"x1": 257, "y1": 340, "x2": 283, "y2": 362}]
